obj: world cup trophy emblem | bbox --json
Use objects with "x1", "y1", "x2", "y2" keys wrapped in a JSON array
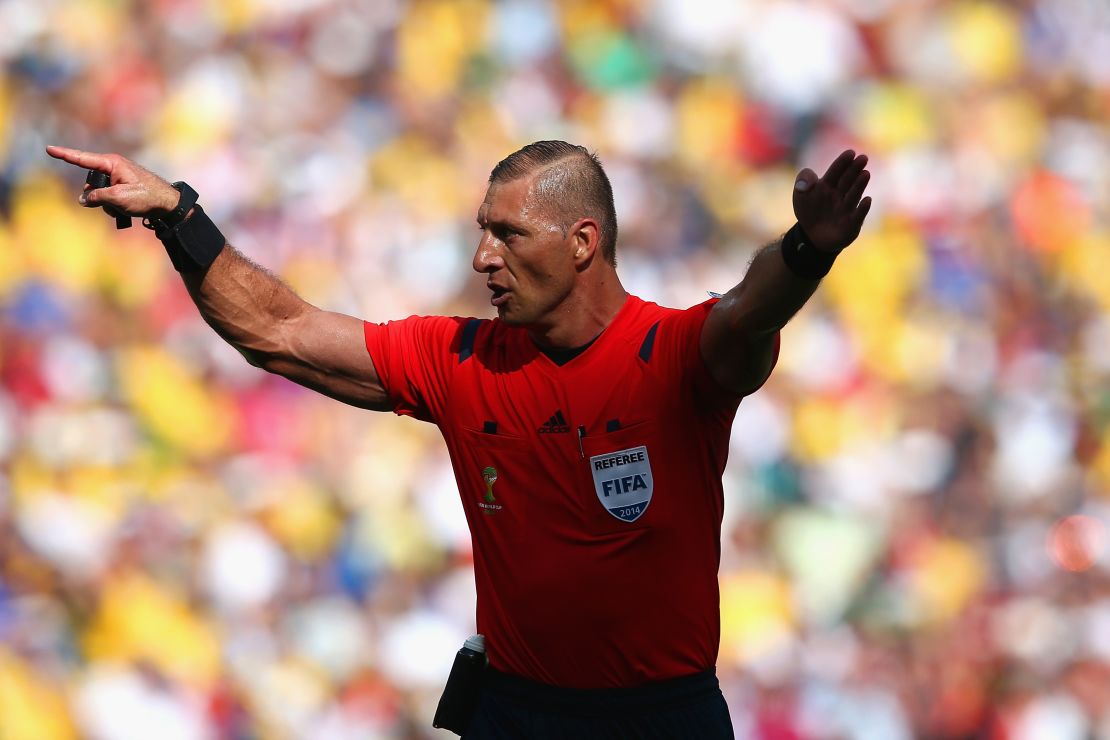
[{"x1": 481, "y1": 466, "x2": 498, "y2": 503}]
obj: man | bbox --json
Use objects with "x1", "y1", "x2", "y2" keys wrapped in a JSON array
[{"x1": 46, "y1": 140, "x2": 871, "y2": 738}]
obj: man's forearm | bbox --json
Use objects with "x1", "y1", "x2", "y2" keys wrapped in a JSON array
[
  {"x1": 180, "y1": 245, "x2": 309, "y2": 368},
  {"x1": 700, "y1": 150, "x2": 871, "y2": 394},
  {"x1": 716, "y1": 240, "x2": 822, "y2": 337}
]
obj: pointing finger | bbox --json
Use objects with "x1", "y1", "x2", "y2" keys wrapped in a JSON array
[
  {"x1": 821, "y1": 149, "x2": 856, "y2": 187},
  {"x1": 46, "y1": 145, "x2": 114, "y2": 173}
]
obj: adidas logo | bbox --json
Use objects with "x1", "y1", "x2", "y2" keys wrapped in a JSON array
[{"x1": 538, "y1": 409, "x2": 570, "y2": 434}]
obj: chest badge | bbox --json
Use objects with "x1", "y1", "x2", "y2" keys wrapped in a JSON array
[
  {"x1": 590, "y1": 445, "x2": 653, "y2": 522},
  {"x1": 479, "y1": 465, "x2": 503, "y2": 515}
]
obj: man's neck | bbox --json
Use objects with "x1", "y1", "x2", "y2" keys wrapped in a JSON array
[{"x1": 527, "y1": 279, "x2": 628, "y2": 350}]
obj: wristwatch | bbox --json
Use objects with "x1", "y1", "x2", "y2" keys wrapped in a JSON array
[{"x1": 143, "y1": 181, "x2": 199, "y2": 236}]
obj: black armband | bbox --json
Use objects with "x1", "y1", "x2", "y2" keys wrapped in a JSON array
[
  {"x1": 780, "y1": 222, "x2": 838, "y2": 280},
  {"x1": 143, "y1": 182, "x2": 226, "y2": 273},
  {"x1": 157, "y1": 205, "x2": 226, "y2": 272}
]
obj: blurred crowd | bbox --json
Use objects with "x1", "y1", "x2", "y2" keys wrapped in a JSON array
[{"x1": 2, "y1": 0, "x2": 1110, "y2": 738}]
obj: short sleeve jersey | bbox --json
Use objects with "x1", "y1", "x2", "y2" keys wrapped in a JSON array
[{"x1": 363, "y1": 295, "x2": 777, "y2": 689}]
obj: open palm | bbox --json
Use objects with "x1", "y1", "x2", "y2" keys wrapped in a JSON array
[{"x1": 793, "y1": 149, "x2": 872, "y2": 253}]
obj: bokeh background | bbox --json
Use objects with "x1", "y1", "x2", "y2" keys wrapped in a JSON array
[{"x1": 2, "y1": 0, "x2": 1110, "y2": 737}]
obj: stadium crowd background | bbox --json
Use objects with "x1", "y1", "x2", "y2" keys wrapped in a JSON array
[{"x1": 2, "y1": 0, "x2": 1110, "y2": 737}]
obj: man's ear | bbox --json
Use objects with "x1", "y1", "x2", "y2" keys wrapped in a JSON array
[{"x1": 571, "y1": 218, "x2": 599, "y2": 268}]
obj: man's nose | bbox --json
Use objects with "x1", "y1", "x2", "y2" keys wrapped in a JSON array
[{"x1": 472, "y1": 234, "x2": 502, "y2": 274}]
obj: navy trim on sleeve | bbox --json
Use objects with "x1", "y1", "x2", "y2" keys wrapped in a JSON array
[
  {"x1": 459, "y1": 318, "x2": 481, "y2": 363},
  {"x1": 638, "y1": 321, "x2": 661, "y2": 363}
]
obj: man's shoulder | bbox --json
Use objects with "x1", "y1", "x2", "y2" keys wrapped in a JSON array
[
  {"x1": 386, "y1": 313, "x2": 516, "y2": 338},
  {"x1": 425, "y1": 315, "x2": 521, "y2": 357},
  {"x1": 622, "y1": 294, "x2": 716, "y2": 332},
  {"x1": 450, "y1": 316, "x2": 530, "y2": 368},
  {"x1": 627, "y1": 293, "x2": 717, "y2": 313},
  {"x1": 369, "y1": 314, "x2": 509, "y2": 358}
]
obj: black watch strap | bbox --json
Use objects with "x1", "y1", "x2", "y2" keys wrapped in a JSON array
[
  {"x1": 163, "y1": 181, "x2": 199, "y2": 227},
  {"x1": 143, "y1": 181, "x2": 199, "y2": 235}
]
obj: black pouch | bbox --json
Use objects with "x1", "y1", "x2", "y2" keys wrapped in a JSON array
[{"x1": 433, "y1": 635, "x2": 488, "y2": 735}]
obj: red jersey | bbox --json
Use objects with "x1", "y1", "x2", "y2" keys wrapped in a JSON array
[{"x1": 363, "y1": 295, "x2": 776, "y2": 689}]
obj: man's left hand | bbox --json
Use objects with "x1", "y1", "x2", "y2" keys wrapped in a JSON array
[{"x1": 792, "y1": 149, "x2": 872, "y2": 252}]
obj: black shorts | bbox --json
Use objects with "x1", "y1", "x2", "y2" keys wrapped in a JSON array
[{"x1": 463, "y1": 668, "x2": 734, "y2": 739}]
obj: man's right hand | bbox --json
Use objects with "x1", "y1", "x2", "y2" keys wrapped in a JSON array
[
  {"x1": 45, "y1": 146, "x2": 181, "y2": 219},
  {"x1": 46, "y1": 145, "x2": 391, "y2": 411}
]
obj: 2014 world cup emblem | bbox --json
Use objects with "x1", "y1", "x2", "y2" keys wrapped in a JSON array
[
  {"x1": 479, "y1": 466, "x2": 502, "y2": 514},
  {"x1": 481, "y1": 466, "x2": 498, "y2": 502}
]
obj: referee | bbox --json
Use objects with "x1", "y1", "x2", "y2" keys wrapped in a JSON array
[{"x1": 47, "y1": 140, "x2": 871, "y2": 739}]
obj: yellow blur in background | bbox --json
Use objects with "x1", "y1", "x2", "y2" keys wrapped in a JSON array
[{"x1": 2, "y1": 0, "x2": 1110, "y2": 737}]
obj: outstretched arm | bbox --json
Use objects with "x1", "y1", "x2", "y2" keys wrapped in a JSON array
[
  {"x1": 701, "y1": 149, "x2": 872, "y2": 394},
  {"x1": 46, "y1": 145, "x2": 391, "y2": 411}
]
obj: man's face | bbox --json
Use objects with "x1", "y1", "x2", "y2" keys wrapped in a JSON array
[{"x1": 473, "y1": 175, "x2": 577, "y2": 327}]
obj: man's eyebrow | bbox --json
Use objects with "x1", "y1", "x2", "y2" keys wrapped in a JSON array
[{"x1": 477, "y1": 216, "x2": 528, "y2": 234}]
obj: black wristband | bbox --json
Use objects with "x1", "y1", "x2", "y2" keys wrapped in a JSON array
[
  {"x1": 158, "y1": 204, "x2": 227, "y2": 273},
  {"x1": 780, "y1": 222, "x2": 838, "y2": 280},
  {"x1": 140, "y1": 181, "x2": 225, "y2": 272}
]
